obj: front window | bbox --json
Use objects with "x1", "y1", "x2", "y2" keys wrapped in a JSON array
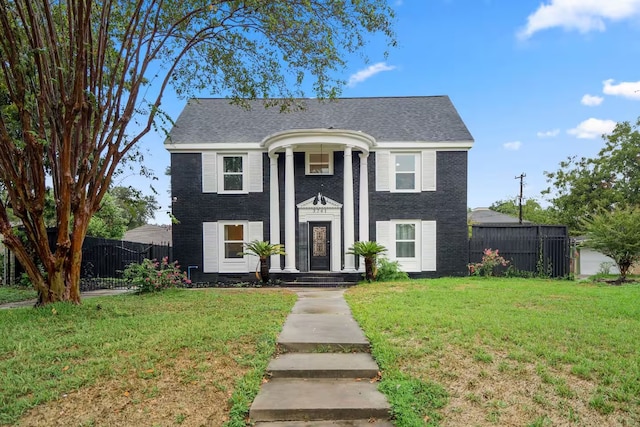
[
  {"x1": 306, "y1": 152, "x2": 333, "y2": 175},
  {"x1": 224, "y1": 224, "x2": 244, "y2": 259},
  {"x1": 395, "y1": 154, "x2": 416, "y2": 190},
  {"x1": 396, "y1": 223, "x2": 416, "y2": 258},
  {"x1": 223, "y1": 156, "x2": 244, "y2": 191}
]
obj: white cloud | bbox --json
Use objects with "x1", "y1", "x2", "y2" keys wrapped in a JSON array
[
  {"x1": 347, "y1": 62, "x2": 396, "y2": 87},
  {"x1": 518, "y1": 0, "x2": 640, "y2": 40},
  {"x1": 503, "y1": 141, "x2": 522, "y2": 151},
  {"x1": 567, "y1": 118, "x2": 617, "y2": 139},
  {"x1": 536, "y1": 129, "x2": 560, "y2": 138},
  {"x1": 581, "y1": 94, "x2": 604, "y2": 106},
  {"x1": 603, "y1": 79, "x2": 640, "y2": 99}
]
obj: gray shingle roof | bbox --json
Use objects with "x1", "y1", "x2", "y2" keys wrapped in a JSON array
[
  {"x1": 167, "y1": 96, "x2": 473, "y2": 144},
  {"x1": 468, "y1": 208, "x2": 531, "y2": 224}
]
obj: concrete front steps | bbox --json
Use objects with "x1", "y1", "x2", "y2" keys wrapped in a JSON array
[{"x1": 249, "y1": 289, "x2": 392, "y2": 426}]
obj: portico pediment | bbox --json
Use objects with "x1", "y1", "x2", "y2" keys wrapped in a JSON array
[{"x1": 297, "y1": 196, "x2": 342, "y2": 210}]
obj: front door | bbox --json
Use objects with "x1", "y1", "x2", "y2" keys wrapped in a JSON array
[{"x1": 309, "y1": 222, "x2": 331, "y2": 271}]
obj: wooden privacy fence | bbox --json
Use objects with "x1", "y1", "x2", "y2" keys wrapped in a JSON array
[{"x1": 469, "y1": 225, "x2": 571, "y2": 278}]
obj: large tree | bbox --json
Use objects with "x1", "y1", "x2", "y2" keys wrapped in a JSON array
[
  {"x1": 543, "y1": 118, "x2": 640, "y2": 234},
  {"x1": 0, "y1": 0, "x2": 395, "y2": 305},
  {"x1": 110, "y1": 186, "x2": 159, "y2": 230}
]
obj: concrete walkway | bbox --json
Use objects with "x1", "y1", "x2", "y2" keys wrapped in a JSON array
[{"x1": 250, "y1": 289, "x2": 393, "y2": 426}]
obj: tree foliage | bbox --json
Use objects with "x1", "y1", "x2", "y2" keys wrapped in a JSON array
[
  {"x1": 544, "y1": 118, "x2": 640, "y2": 233},
  {"x1": 0, "y1": 0, "x2": 394, "y2": 304},
  {"x1": 240, "y1": 240, "x2": 285, "y2": 283},
  {"x1": 109, "y1": 186, "x2": 159, "y2": 230},
  {"x1": 581, "y1": 207, "x2": 640, "y2": 281},
  {"x1": 489, "y1": 198, "x2": 558, "y2": 225},
  {"x1": 347, "y1": 241, "x2": 387, "y2": 282}
]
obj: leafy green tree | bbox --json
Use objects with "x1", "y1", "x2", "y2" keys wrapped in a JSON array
[
  {"x1": 347, "y1": 241, "x2": 387, "y2": 282},
  {"x1": 0, "y1": 0, "x2": 394, "y2": 305},
  {"x1": 490, "y1": 198, "x2": 558, "y2": 225},
  {"x1": 86, "y1": 193, "x2": 128, "y2": 239},
  {"x1": 544, "y1": 118, "x2": 640, "y2": 234},
  {"x1": 110, "y1": 186, "x2": 159, "y2": 230},
  {"x1": 581, "y1": 208, "x2": 640, "y2": 281},
  {"x1": 240, "y1": 240, "x2": 285, "y2": 283}
]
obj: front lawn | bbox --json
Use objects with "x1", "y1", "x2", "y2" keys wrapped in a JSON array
[
  {"x1": 0, "y1": 286, "x2": 37, "y2": 305},
  {"x1": 346, "y1": 277, "x2": 640, "y2": 426},
  {"x1": 0, "y1": 288, "x2": 296, "y2": 426}
]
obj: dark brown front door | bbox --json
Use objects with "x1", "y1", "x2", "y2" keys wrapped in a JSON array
[{"x1": 309, "y1": 222, "x2": 331, "y2": 271}]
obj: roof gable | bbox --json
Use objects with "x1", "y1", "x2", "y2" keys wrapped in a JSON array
[{"x1": 167, "y1": 96, "x2": 473, "y2": 144}]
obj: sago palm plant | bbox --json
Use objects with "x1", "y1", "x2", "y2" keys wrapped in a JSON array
[
  {"x1": 240, "y1": 240, "x2": 286, "y2": 283},
  {"x1": 347, "y1": 241, "x2": 387, "y2": 282}
]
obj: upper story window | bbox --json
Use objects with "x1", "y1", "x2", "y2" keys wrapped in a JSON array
[
  {"x1": 219, "y1": 154, "x2": 247, "y2": 193},
  {"x1": 306, "y1": 152, "x2": 333, "y2": 175},
  {"x1": 393, "y1": 153, "x2": 420, "y2": 192}
]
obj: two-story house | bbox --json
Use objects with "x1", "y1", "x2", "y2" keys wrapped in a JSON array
[{"x1": 165, "y1": 96, "x2": 474, "y2": 283}]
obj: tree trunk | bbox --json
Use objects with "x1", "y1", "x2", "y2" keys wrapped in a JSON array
[
  {"x1": 260, "y1": 258, "x2": 270, "y2": 283},
  {"x1": 365, "y1": 257, "x2": 375, "y2": 282}
]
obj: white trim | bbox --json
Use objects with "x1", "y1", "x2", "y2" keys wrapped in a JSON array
[
  {"x1": 298, "y1": 196, "x2": 343, "y2": 272},
  {"x1": 247, "y1": 151, "x2": 263, "y2": 192},
  {"x1": 374, "y1": 141, "x2": 474, "y2": 150},
  {"x1": 262, "y1": 128, "x2": 376, "y2": 155},
  {"x1": 166, "y1": 142, "x2": 262, "y2": 152}
]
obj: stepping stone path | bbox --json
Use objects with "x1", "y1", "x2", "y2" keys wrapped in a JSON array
[{"x1": 250, "y1": 289, "x2": 393, "y2": 426}]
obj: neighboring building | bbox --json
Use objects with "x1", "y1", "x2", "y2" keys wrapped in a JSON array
[
  {"x1": 123, "y1": 224, "x2": 172, "y2": 246},
  {"x1": 468, "y1": 207, "x2": 531, "y2": 225},
  {"x1": 165, "y1": 96, "x2": 474, "y2": 282}
]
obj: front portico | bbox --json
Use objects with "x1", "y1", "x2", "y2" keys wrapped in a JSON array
[{"x1": 263, "y1": 129, "x2": 375, "y2": 274}]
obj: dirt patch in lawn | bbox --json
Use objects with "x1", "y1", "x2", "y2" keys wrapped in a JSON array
[
  {"x1": 19, "y1": 349, "x2": 249, "y2": 427},
  {"x1": 406, "y1": 345, "x2": 634, "y2": 427}
]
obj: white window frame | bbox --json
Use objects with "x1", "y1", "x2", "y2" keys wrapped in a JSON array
[
  {"x1": 392, "y1": 153, "x2": 421, "y2": 193},
  {"x1": 218, "y1": 154, "x2": 248, "y2": 194},
  {"x1": 392, "y1": 220, "x2": 421, "y2": 272},
  {"x1": 305, "y1": 151, "x2": 334, "y2": 175},
  {"x1": 218, "y1": 221, "x2": 249, "y2": 272}
]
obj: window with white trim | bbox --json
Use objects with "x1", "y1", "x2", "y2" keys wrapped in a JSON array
[
  {"x1": 305, "y1": 152, "x2": 333, "y2": 175},
  {"x1": 219, "y1": 155, "x2": 247, "y2": 193},
  {"x1": 396, "y1": 223, "x2": 416, "y2": 258},
  {"x1": 223, "y1": 224, "x2": 244, "y2": 259},
  {"x1": 393, "y1": 153, "x2": 420, "y2": 192}
]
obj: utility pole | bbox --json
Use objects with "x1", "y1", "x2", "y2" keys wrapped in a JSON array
[{"x1": 515, "y1": 173, "x2": 526, "y2": 224}]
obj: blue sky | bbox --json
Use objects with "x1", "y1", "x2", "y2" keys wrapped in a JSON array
[{"x1": 134, "y1": 0, "x2": 640, "y2": 223}]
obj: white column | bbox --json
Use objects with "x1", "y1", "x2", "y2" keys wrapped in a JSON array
[
  {"x1": 269, "y1": 153, "x2": 281, "y2": 272},
  {"x1": 359, "y1": 152, "x2": 370, "y2": 243},
  {"x1": 343, "y1": 146, "x2": 356, "y2": 271},
  {"x1": 283, "y1": 146, "x2": 298, "y2": 272}
]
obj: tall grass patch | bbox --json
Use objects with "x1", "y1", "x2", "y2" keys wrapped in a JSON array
[{"x1": 346, "y1": 278, "x2": 640, "y2": 426}]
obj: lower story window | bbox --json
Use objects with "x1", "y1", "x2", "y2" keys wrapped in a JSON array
[
  {"x1": 396, "y1": 223, "x2": 416, "y2": 258},
  {"x1": 224, "y1": 224, "x2": 244, "y2": 259}
]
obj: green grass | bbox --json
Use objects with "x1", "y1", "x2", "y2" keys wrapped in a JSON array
[
  {"x1": 346, "y1": 277, "x2": 640, "y2": 426},
  {"x1": 0, "y1": 286, "x2": 37, "y2": 304},
  {"x1": 0, "y1": 288, "x2": 296, "y2": 425}
]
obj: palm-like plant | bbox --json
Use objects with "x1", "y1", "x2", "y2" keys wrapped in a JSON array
[
  {"x1": 240, "y1": 240, "x2": 286, "y2": 283},
  {"x1": 347, "y1": 241, "x2": 387, "y2": 282}
]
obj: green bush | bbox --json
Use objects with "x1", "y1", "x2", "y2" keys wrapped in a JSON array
[
  {"x1": 375, "y1": 258, "x2": 409, "y2": 282},
  {"x1": 122, "y1": 257, "x2": 191, "y2": 293}
]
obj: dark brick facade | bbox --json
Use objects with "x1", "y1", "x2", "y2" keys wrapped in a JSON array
[{"x1": 171, "y1": 149, "x2": 468, "y2": 282}]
